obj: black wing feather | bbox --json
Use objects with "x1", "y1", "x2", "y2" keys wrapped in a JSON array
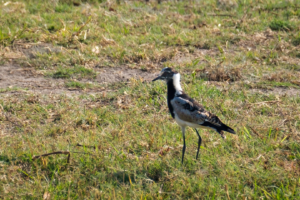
[{"x1": 176, "y1": 92, "x2": 236, "y2": 134}]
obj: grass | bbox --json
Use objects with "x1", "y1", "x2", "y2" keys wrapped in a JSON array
[
  {"x1": 1, "y1": 0, "x2": 300, "y2": 199},
  {"x1": 292, "y1": 34, "x2": 300, "y2": 46},
  {"x1": 0, "y1": 87, "x2": 26, "y2": 93},
  {"x1": 255, "y1": 81, "x2": 300, "y2": 89},
  {"x1": 269, "y1": 20, "x2": 294, "y2": 31},
  {"x1": 65, "y1": 81, "x2": 93, "y2": 89},
  {"x1": 51, "y1": 65, "x2": 96, "y2": 79}
]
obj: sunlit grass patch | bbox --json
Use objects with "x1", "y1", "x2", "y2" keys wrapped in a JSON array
[
  {"x1": 51, "y1": 65, "x2": 96, "y2": 79},
  {"x1": 1, "y1": 78, "x2": 300, "y2": 198},
  {"x1": 1, "y1": 0, "x2": 300, "y2": 199},
  {"x1": 65, "y1": 81, "x2": 93, "y2": 89}
]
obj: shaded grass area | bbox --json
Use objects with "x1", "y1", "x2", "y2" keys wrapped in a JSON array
[{"x1": 1, "y1": 0, "x2": 300, "y2": 199}]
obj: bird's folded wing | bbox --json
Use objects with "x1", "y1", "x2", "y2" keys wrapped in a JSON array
[{"x1": 171, "y1": 97, "x2": 222, "y2": 126}]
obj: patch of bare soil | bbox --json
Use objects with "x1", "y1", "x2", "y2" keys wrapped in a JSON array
[
  {"x1": 0, "y1": 43, "x2": 238, "y2": 96},
  {"x1": 1, "y1": 43, "x2": 156, "y2": 95},
  {"x1": 95, "y1": 67, "x2": 155, "y2": 83},
  {"x1": 204, "y1": 81, "x2": 300, "y2": 97},
  {"x1": 0, "y1": 64, "x2": 155, "y2": 95},
  {"x1": 0, "y1": 45, "x2": 239, "y2": 97},
  {"x1": 249, "y1": 88, "x2": 300, "y2": 97},
  {"x1": 0, "y1": 64, "x2": 65, "y2": 93}
]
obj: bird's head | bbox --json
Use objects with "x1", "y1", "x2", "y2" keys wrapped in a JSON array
[{"x1": 152, "y1": 67, "x2": 178, "y2": 82}]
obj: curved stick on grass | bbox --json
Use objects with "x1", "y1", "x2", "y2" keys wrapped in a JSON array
[{"x1": 32, "y1": 151, "x2": 70, "y2": 164}]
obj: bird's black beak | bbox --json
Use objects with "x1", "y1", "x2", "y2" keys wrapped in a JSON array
[{"x1": 152, "y1": 76, "x2": 162, "y2": 82}]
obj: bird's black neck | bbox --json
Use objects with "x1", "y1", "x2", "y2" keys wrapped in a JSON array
[{"x1": 167, "y1": 79, "x2": 176, "y2": 118}]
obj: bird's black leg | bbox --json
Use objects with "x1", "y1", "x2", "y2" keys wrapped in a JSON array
[
  {"x1": 181, "y1": 127, "x2": 186, "y2": 164},
  {"x1": 194, "y1": 128, "x2": 202, "y2": 160}
]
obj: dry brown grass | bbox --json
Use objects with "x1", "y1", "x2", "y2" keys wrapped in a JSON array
[
  {"x1": 263, "y1": 71, "x2": 300, "y2": 82},
  {"x1": 199, "y1": 65, "x2": 242, "y2": 82}
]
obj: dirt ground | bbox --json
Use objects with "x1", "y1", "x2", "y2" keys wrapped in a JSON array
[
  {"x1": 1, "y1": 62, "x2": 299, "y2": 97},
  {"x1": 1, "y1": 43, "x2": 299, "y2": 97},
  {"x1": 0, "y1": 63, "x2": 156, "y2": 94},
  {"x1": 0, "y1": 43, "x2": 157, "y2": 95}
]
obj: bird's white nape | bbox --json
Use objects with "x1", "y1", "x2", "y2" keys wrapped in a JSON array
[{"x1": 173, "y1": 73, "x2": 182, "y2": 94}]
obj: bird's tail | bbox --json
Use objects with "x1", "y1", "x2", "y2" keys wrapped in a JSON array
[{"x1": 220, "y1": 123, "x2": 236, "y2": 134}]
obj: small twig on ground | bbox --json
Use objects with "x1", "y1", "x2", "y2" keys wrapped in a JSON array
[
  {"x1": 72, "y1": 17, "x2": 92, "y2": 37},
  {"x1": 70, "y1": 151, "x2": 95, "y2": 155},
  {"x1": 59, "y1": 18, "x2": 66, "y2": 30},
  {"x1": 253, "y1": 100, "x2": 281, "y2": 104},
  {"x1": 225, "y1": 184, "x2": 230, "y2": 200},
  {"x1": 249, "y1": 126, "x2": 263, "y2": 138},
  {"x1": 247, "y1": 100, "x2": 281, "y2": 107},
  {"x1": 32, "y1": 151, "x2": 71, "y2": 163}
]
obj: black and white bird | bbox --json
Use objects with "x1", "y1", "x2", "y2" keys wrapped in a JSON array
[{"x1": 152, "y1": 67, "x2": 236, "y2": 163}]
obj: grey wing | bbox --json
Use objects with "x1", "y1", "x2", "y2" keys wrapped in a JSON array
[
  {"x1": 171, "y1": 97, "x2": 207, "y2": 124},
  {"x1": 171, "y1": 97, "x2": 223, "y2": 127}
]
